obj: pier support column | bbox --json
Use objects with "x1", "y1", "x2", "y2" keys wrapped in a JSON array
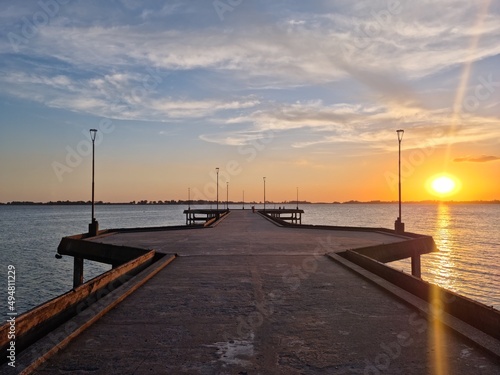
[
  {"x1": 73, "y1": 257, "x2": 84, "y2": 288},
  {"x1": 411, "y1": 254, "x2": 421, "y2": 278}
]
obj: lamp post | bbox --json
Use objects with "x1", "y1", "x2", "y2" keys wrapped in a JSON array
[
  {"x1": 226, "y1": 181, "x2": 229, "y2": 210},
  {"x1": 395, "y1": 129, "x2": 405, "y2": 234},
  {"x1": 89, "y1": 129, "x2": 99, "y2": 236},
  {"x1": 188, "y1": 187, "x2": 191, "y2": 210},
  {"x1": 216, "y1": 167, "x2": 219, "y2": 213},
  {"x1": 296, "y1": 187, "x2": 299, "y2": 210},
  {"x1": 242, "y1": 190, "x2": 245, "y2": 209},
  {"x1": 263, "y1": 177, "x2": 266, "y2": 212}
]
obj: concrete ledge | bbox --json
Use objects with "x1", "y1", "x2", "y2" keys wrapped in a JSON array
[
  {"x1": 2, "y1": 253, "x2": 176, "y2": 375},
  {"x1": 87, "y1": 224, "x2": 208, "y2": 240},
  {"x1": 350, "y1": 236, "x2": 437, "y2": 263},
  {"x1": 109, "y1": 225, "x2": 205, "y2": 233},
  {"x1": 66, "y1": 224, "x2": 210, "y2": 241},
  {"x1": 335, "y1": 250, "x2": 500, "y2": 343},
  {"x1": 260, "y1": 212, "x2": 437, "y2": 262},
  {"x1": 58, "y1": 237, "x2": 152, "y2": 265},
  {"x1": 0, "y1": 250, "x2": 156, "y2": 359},
  {"x1": 261, "y1": 212, "x2": 419, "y2": 236}
]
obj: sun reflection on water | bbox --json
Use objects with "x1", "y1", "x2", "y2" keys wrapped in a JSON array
[
  {"x1": 430, "y1": 204, "x2": 457, "y2": 291},
  {"x1": 428, "y1": 204, "x2": 455, "y2": 375}
]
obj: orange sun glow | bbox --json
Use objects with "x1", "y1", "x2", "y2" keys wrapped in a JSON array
[
  {"x1": 432, "y1": 176, "x2": 456, "y2": 194},
  {"x1": 426, "y1": 174, "x2": 461, "y2": 197}
]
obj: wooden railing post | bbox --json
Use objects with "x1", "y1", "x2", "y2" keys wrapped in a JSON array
[
  {"x1": 411, "y1": 253, "x2": 421, "y2": 278},
  {"x1": 73, "y1": 257, "x2": 84, "y2": 288}
]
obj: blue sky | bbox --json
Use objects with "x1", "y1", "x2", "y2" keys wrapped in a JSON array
[{"x1": 1, "y1": 0, "x2": 499, "y2": 203}]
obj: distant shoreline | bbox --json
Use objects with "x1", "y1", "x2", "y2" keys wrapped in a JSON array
[{"x1": 1, "y1": 200, "x2": 498, "y2": 206}]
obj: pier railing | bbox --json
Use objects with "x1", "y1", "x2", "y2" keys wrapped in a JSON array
[
  {"x1": 259, "y1": 208, "x2": 304, "y2": 224},
  {"x1": 183, "y1": 209, "x2": 229, "y2": 225},
  {"x1": 0, "y1": 244, "x2": 175, "y2": 363}
]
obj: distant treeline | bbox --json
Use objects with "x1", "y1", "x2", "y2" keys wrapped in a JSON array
[
  {"x1": 1, "y1": 199, "x2": 498, "y2": 205},
  {"x1": 1, "y1": 200, "x2": 299, "y2": 206},
  {"x1": 1, "y1": 200, "x2": 222, "y2": 206}
]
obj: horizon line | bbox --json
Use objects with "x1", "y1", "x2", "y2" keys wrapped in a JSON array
[{"x1": 1, "y1": 199, "x2": 499, "y2": 205}]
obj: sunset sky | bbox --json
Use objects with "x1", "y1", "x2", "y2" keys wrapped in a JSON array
[{"x1": 1, "y1": 0, "x2": 499, "y2": 203}]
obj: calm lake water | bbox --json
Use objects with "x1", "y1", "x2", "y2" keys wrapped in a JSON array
[{"x1": 0, "y1": 203, "x2": 498, "y2": 318}]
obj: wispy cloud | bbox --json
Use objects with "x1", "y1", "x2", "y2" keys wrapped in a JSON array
[
  {"x1": 1, "y1": 0, "x2": 499, "y2": 155},
  {"x1": 0, "y1": 71, "x2": 259, "y2": 120},
  {"x1": 199, "y1": 130, "x2": 273, "y2": 146},
  {"x1": 454, "y1": 155, "x2": 500, "y2": 162},
  {"x1": 206, "y1": 100, "x2": 500, "y2": 151},
  {"x1": 3, "y1": 1, "x2": 500, "y2": 85}
]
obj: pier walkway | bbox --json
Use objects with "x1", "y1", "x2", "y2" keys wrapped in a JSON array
[
  {"x1": 29, "y1": 211, "x2": 500, "y2": 374},
  {"x1": 89, "y1": 209, "x2": 404, "y2": 256}
]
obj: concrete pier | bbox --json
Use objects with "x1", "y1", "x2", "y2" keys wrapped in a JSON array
[{"x1": 5, "y1": 210, "x2": 500, "y2": 374}]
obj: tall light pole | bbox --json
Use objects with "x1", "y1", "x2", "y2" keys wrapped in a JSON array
[
  {"x1": 263, "y1": 177, "x2": 266, "y2": 212},
  {"x1": 89, "y1": 129, "x2": 98, "y2": 236},
  {"x1": 226, "y1": 181, "x2": 229, "y2": 210},
  {"x1": 216, "y1": 167, "x2": 219, "y2": 212},
  {"x1": 296, "y1": 187, "x2": 299, "y2": 210},
  {"x1": 395, "y1": 129, "x2": 405, "y2": 233},
  {"x1": 242, "y1": 190, "x2": 245, "y2": 209},
  {"x1": 188, "y1": 187, "x2": 191, "y2": 210}
]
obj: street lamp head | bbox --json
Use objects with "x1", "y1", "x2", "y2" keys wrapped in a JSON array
[
  {"x1": 90, "y1": 129, "x2": 98, "y2": 141},
  {"x1": 396, "y1": 129, "x2": 404, "y2": 142}
]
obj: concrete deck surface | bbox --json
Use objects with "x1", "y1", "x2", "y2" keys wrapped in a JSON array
[
  {"x1": 33, "y1": 211, "x2": 500, "y2": 374},
  {"x1": 90, "y1": 209, "x2": 405, "y2": 256}
]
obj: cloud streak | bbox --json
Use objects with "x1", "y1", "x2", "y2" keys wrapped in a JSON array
[
  {"x1": 1, "y1": 0, "x2": 499, "y2": 157},
  {"x1": 454, "y1": 155, "x2": 500, "y2": 163}
]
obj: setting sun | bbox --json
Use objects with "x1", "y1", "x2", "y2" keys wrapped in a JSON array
[
  {"x1": 432, "y1": 176, "x2": 456, "y2": 194},
  {"x1": 426, "y1": 174, "x2": 462, "y2": 198}
]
